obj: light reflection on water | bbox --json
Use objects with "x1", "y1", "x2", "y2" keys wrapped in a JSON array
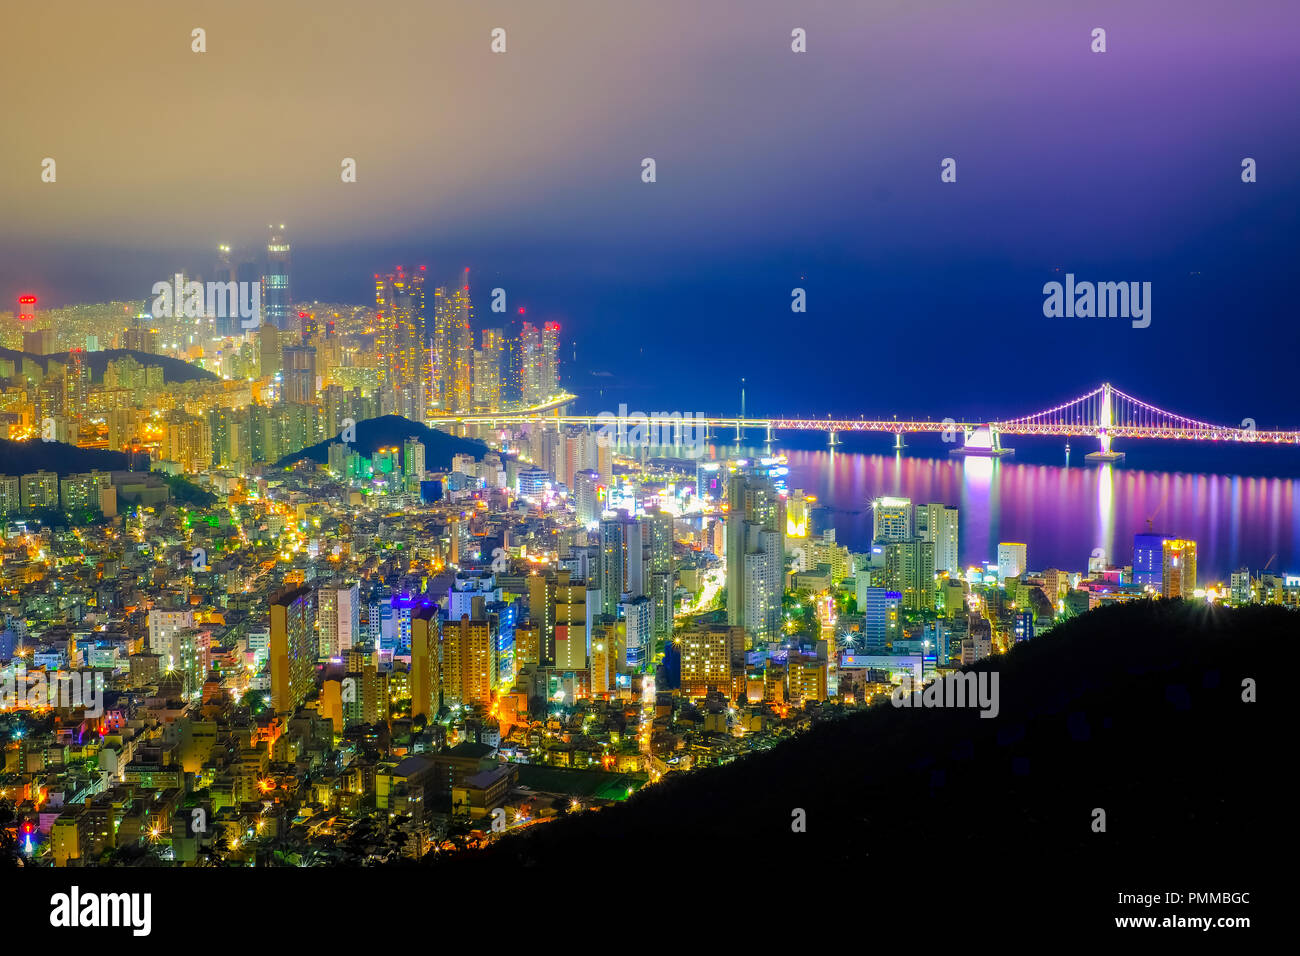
[{"x1": 722, "y1": 446, "x2": 1299, "y2": 581}]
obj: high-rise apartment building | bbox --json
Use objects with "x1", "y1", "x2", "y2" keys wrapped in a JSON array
[
  {"x1": 857, "y1": 587, "x2": 902, "y2": 646},
  {"x1": 916, "y1": 503, "x2": 959, "y2": 572},
  {"x1": 1161, "y1": 539, "x2": 1197, "y2": 598},
  {"x1": 997, "y1": 542, "x2": 1027, "y2": 579},
  {"x1": 726, "y1": 472, "x2": 785, "y2": 642},
  {"x1": 282, "y1": 344, "x2": 317, "y2": 404},
  {"x1": 526, "y1": 568, "x2": 586, "y2": 667},
  {"x1": 64, "y1": 349, "x2": 90, "y2": 423},
  {"x1": 473, "y1": 327, "x2": 503, "y2": 412},
  {"x1": 599, "y1": 511, "x2": 638, "y2": 617},
  {"x1": 872, "y1": 497, "x2": 914, "y2": 543},
  {"x1": 519, "y1": 321, "x2": 542, "y2": 406},
  {"x1": 270, "y1": 584, "x2": 316, "y2": 715},
  {"x1": 541, "y1": 322, "x2": 560, "y2": 400},
  {"x1": 620, "y1": 594, "x2": 653, "y2": 673},
  {"x1": 147, "y1": 609, "x2": 195, "y2": 668},
  {"x1": 318, "y1": 582, "x2": 360, "y2": 658},
  {"x1": 680, "y1": 624, "x2": 746, "y2": 699},
  {"x1": 430, "y1": 271, "x2": 474, "y2": 413},
  {"x1": 553, "y1": 573, "x2": 588, "y2": 671},
  {"x1": 374, "y1": 266, "x2": 426, "y2": 402},
  {"x1": 573, "y1": 469, "x2": 603, "y2": 526},
  {"x1": 403, "y1": 438, "x2": 425, "y2": 479},
  {"x1": 885, "y1": 540, "x2": 935, "y2": 611},
  {"x1": 1132, "y1": 532, "x2": 1166, "y2": 588},
  {"x1": 411, "y1": 603, "x2": 439, "y2": 719},
  {"x1": 442, "y1": 614, "x2": 492, "y2": 707},
  {"x1": 19, "y1": 471, "x2": 59, "y2": 510}
]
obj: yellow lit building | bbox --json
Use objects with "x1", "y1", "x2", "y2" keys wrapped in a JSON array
[
  {"x1": 270, "y1": 584, "x2": 315, "y2": 715},
  {"x1": 443, "y1": 615, "x2": 492, "y2": 707},
  {"x1": 680, "y1": 624, "x2": 746, "y2": 700},
  {"x1": 411, "y1": 603, "x2": 440, "y2": 719},
  {"x1": 1161, "y1": 539, "x2": 1198, "y2": 598}
]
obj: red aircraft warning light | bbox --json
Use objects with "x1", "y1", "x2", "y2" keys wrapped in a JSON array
[{"x1": 18, "y1": 295, "x2": 36, "y2": 323}]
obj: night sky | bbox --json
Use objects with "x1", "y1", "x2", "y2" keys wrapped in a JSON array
[{"x1": 2, "y1": 0, "x2": 1297, "y2": 427}]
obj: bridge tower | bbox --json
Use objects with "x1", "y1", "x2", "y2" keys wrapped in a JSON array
[
  {"x1": 949, "y1": 424, "x2": 1013, "y2": 458},
  {"x1": 1085, "y1": 382, "x2": 1125, "y2": 463}
]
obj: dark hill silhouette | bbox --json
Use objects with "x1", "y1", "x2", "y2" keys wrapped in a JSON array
[
  {"x1": 275, "y1": 416, "x2": 489, "y2": 470},
  {"x1": 434, "y1": 600, "x2": 1285, "y2": 925},
  {"x1": 0, "y1": 347, "x2": 216, "y2": 384},
  {"x1": 0, "y1": 437, "x2": 129, "y2": 476}
]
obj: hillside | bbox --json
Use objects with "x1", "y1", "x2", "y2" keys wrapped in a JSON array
[
  {"x1": 0, "y1": 347, "x2": 216, "y2": 384},
  {"x1": 0, "y1": 438, "x2": 130, "y2": 476},
  {"x1": 275, "y1": 416, "x2": 490, "y2": 470},
  {"x1": 435, "y1": 600, "x2": 1285, "y2": 920}
]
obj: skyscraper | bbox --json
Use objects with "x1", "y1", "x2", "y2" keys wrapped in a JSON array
[
  {"x1": 64, "y1": 349, "x2": 90, "y2": 426},
  {"x1": 726, "y1": 472, "x2": 785, "y2": 642},
  {"x1": 473, "y1": 327, "x2": 503, "y2": 412},
  {"x1": 449, "y1": 272, "x2": 474, "y2": 413},
  {"x1": 374, "y1": 266, "x2": 426, "y2": 402},
  {"x1": 263, "y1": 225, "x2": 292, "y2": 331},
  {"x1": 519, "y1": 321, "x2": 542, "y2": 406},
  {"x1": 541, "y1": 321, "x2": 561, "y2": 400},
  {"x1": 599, "y1": 512, "x2": 634, "y2": 617}
]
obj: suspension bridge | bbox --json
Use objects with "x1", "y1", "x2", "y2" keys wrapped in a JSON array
[{"x1": 426, "y1": 383, "x2": 1298, "y2": 460}]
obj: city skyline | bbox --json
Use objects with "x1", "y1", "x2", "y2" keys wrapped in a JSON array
[
  {"x1": 0, "y1": 0, "x2": 1283, "y2": 933},
  {"x1": 2, "y1": 0, "x2": 1298, "y2": 422}
]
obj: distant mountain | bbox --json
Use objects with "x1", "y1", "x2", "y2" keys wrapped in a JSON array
[
  {"x1": 0, "y1": 347, "x2": 216, "y2": 384},
  {"x1": 275, "y1": 416, "x2": 490, "y2": 470},
  {"x1": 0, "y1": 438, "x2": 129, "y2": 476}
]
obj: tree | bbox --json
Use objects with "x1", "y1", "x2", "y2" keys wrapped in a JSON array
[{"x1": 0, "y1": 802, "x2": 23, "y2": 868}]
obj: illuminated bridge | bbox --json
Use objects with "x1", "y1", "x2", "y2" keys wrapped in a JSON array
[{"x1": 427, "y1": 383, "x2": 1300, "y2": 459}]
